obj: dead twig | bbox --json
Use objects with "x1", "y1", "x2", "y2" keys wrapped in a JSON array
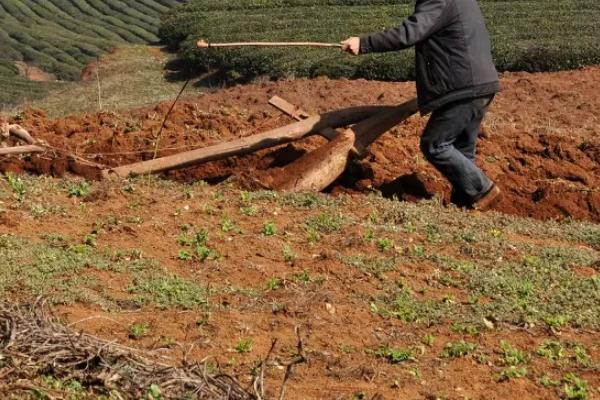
[
  {"x1": 0, "y1": 302, "x2": 255, "y2": 399},
  {"x1": 278, "y1": 327, "x2": 307, "y2": 400}
]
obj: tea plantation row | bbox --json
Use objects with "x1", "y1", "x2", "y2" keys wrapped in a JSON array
[
  {"x1": 0, "y1": 0, "x2": 183, "y2": 82},
  {"x1": 160, "y1": 0, "x2": 600, "y2": 81}
]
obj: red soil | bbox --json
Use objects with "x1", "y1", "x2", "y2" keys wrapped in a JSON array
[{"x1": 2, "y1": 67, "x2": 600, "y2": 222}]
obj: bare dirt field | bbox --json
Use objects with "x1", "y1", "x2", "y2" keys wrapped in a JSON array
[{"x1": 1, "y1": 67, "x2": 599, "y2": 400}]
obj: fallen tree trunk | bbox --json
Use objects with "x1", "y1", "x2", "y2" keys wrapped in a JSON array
[
  {"x1": 270, "y1": 97, "x2": 419, "y2": 192},
  {"x1": 102, "y1": 104, "x2": 401, "y2": 178},
  {"x1": 0, "y1": 145, "x2": 45, "y2": 156}
]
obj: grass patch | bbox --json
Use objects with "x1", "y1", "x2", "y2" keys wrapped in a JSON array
[{"x1": 129, "y1": 273, "x2": 208, "y2": 310}]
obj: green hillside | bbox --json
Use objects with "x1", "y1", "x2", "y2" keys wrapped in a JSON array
[
  {"x1": 160, "y1": 0, "x2": 600, "y2": 81},
  {"x1": 0, "y1": 0, "x2": 183, "y2": 108}
]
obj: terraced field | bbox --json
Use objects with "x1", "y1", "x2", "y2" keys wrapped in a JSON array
[
  {"x1": 161, "y1": 0, "x2": 600, "y2": 81},
  {"x1": 0, "y1": 0, "x2": 183, "y2": 107}
]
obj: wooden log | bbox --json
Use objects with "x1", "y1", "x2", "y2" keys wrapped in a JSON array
[
  {"x1": 268, "y1": 95, "x2": 364, "y2": 155},
  {"x1": 271, "y1": 97, "x2": 419, "y2": 192},
  {"x1": 0, "y1": 145, "x2": 45, "y2": 156},
  {"x1": 102, "y1": 104, "x2": 400, "y2": 179}
]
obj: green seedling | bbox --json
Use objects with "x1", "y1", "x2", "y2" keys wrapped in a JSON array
[
  {"x1": 65, "y1": 180, "x2": 90, "y2": 198},
  {"x1": 5, "y1": 172, "x2": 26, "y2": 203},
  {"x1": 562, "y1": 373, "x2": 588, "y2": 400},
  {"x1": 129, "y1": 323, "x2": 150, "y2": 340},
  {"x1": 374, "y1": 346, "x2": 414, "y2": 364},
  {"x1": 235, "y1": 338, "x2": 253, "y2": 353},
  {"x1": 497, "y1": 366, "x2": 528, "y2": 381},
  {"x1": 442, "y1": 341, "x2": 476, "y2": 358},
  {"x1": 537, "y1": 340, "x2": 565, "y2": 361},
  {"x1": 422, "y1": 334, "x2": 435, "y2": 347},
  {"x1": 177, "y1": 249, "x2": 193, "y2": 260},
  {"x1": 377, "y1": 238, "x2": 393, "y2": 252},
  {"x1": 266, "y1": 277, "x2": 283, "y2": 291},
  {"x1": 262, "y1": 221, "x2": 277, "y2": 236},
  {"x1": 500, "y1": 340, "x2": 527, "y2": 366},
  {"x1": 283, "y1": 244, "x2": 296, "y2": 263}
]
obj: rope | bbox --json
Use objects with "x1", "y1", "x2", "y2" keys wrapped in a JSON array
[{"x1": 152, "y1": 78, "x2": 191, "y2": 159}]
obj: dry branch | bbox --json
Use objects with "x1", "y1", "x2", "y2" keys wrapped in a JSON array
[
  {"x1": 0, "y1": 145, "x2": 45, "y2": 156},
  {"x1": 102, "y1": 104, "x2": 399, "y2": 178},
  {"x1": 0, "y1": 302, "x2": 254, "y2": 399}
]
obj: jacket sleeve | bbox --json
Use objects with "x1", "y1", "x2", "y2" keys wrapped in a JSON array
[{"x1": 360, "y1": 0, "x2": 448, "y2": 54}]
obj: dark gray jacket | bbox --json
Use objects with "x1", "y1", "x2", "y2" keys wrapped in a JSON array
[{"x1": 360, "y1": 0, "x2": 500, "y2": 114}]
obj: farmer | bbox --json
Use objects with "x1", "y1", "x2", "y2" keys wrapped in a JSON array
[{"x1": 341, "y1": 0, "x2": 501, "y2": 210}]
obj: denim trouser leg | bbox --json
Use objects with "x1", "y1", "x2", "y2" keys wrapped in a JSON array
[{"x1": 420, "y1": 97, "x2": 493, "y2": 200}]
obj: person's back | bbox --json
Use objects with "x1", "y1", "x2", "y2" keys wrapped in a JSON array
[
  {"x1": 358, "y1": 0, "x2": 500, "y2": 114},
  {"x1": 342, "y1": 0, "x2": 502, "y2": 209}
]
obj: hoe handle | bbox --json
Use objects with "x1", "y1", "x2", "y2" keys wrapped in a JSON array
[{"x1": 197, "y1": 40, "x2": 342, "y2": 49}]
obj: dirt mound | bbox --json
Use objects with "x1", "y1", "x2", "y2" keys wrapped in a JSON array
[{"x1": 2, "y1": 67, "x2": 600, "y2": 222}]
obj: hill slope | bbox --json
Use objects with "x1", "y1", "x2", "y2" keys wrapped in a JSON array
[{"x1": 0, "y1": 0, "x2": 184, "y2": 108}]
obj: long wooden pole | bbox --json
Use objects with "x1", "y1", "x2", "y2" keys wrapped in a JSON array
[
  {"x1": 102, "y1": 104, "x2": 400, "y2": 179},
  {"x1": 197, "y1": 40, "x2": 341, "y2": 49}
]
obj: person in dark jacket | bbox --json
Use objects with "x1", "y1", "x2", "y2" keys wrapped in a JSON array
[{"x1": 342, "y1": 0, "x2": 501, "y2": 210}]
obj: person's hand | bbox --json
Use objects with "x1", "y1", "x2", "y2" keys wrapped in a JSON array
[{"x1": 341, "y1": 37, "x2": 360, "y2": 55}]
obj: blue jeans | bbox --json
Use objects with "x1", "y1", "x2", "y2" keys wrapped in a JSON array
[{"x1": 420, "y1": 96, "x2": 494, "y2": 203}]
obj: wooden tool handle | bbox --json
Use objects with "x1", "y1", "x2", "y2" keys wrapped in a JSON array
[{"x1": 197, "y1": 40, "x2": 341, "y2": 49}]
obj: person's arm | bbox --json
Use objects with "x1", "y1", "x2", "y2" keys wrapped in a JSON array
[{"x1": 349, "y1": 0, "x2": 449, "y2": 55}]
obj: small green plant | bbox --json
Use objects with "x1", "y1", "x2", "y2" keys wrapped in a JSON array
[
  {"x1": 240, "y1": 205, "x2": 258, "y2": 216},
  {"x1": 544, "y1": 314, "x2": 570, "y2": 329},
  {"x1": 451, "y1": 322, "x2": 479, "y2": 335},
  {"x1": 221, "y1": 216, "x2": 237, "y2": 233},
  {"x1": 539, "y1": 374, "x2": 561, "y2": 388},
  {"x1": 562, "y1": 373, "x2": 588, "y2": 400},
  {"x1": 145, "y1": 383, "x2": 162, "y2": 400},
  {"x1": 572, "y1": 345, "x2": 592, "y2": 368},
  {"x1": 500, "y1": 340, "x2": 527, "y2": 366},
  {"x1": 262, "y1": 221, "x2": 277, "y2": 236},
  {"x1": 442, "y1": 341, "x2": 477, "y2": 358},
  {"x1": 422, "y1": 334, "x2": 435, "y2": 347},
  {"x1": 497, "y1": 366, "x2": 528, "y2": 381},
  {"x1": 266, "y1": 277, "x2": 283, "y2": 291},
  {"x1": 411, "y1": 245, "x2": 425, "y2": 257},
  {"x1": 293, "y1": 270, "x2": 311, "y2": 283},
  {"x1": 129, "y1": 322, "x2": 150, "y2": 340},
  {"x1": 374, "y1": 346, "x2": 414, "y2": 364},
  {"x1": 376, "y1": 238, "x2": 393, "y2": 252},
  {"x1": 235, "y1": 338, "x2": 253, "y2": 353},
  {"x1": 306, "y1": 213, "x2": 345, "y2": 233},
  {"x1": 537, "y1": 340, "x2": 565, "y2": 361},
  {"x1": 5, "y1": 172, "x2": 26, "y2": 203},
  {"x1": 83, "y1": 233, "x2": 97, "y2": 247},
  {"x1": 65, "y1": 180, "x2": 90, "y2": 198},
  {"x1": 177, "y1": 249, "x2": 193, "y2": 261},
  {"x1": 283, "y1": 244, "x2": 296, "y2": 263}
]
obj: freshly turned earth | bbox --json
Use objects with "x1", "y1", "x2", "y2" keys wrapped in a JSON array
[{"x1": 2, "y1": 67, "x2": 599, "y2": 222}]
